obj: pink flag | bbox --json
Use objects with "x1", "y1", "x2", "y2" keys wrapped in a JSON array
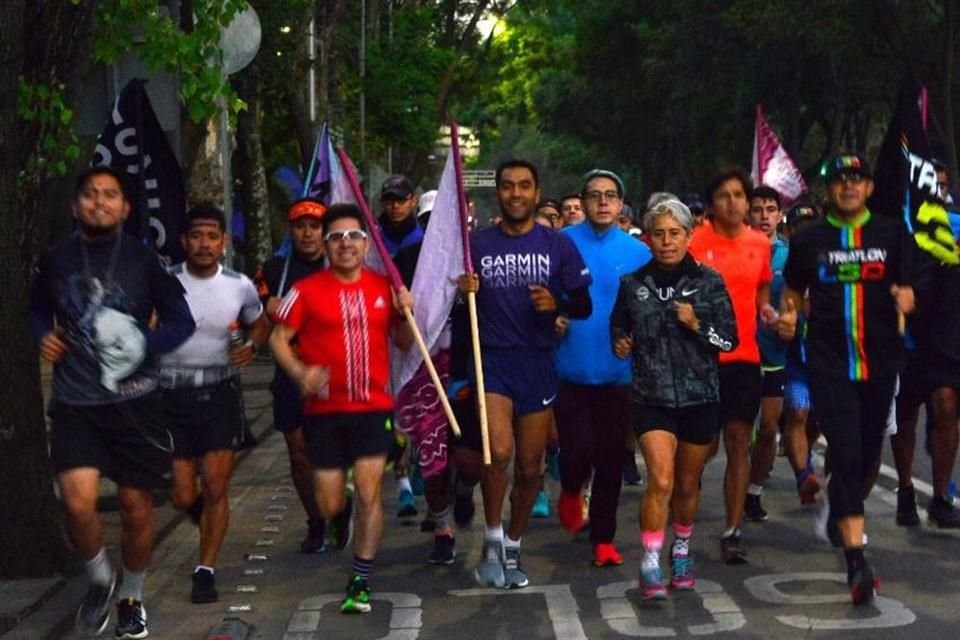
[
  {"x1": 751, "y1": 104, "x2": 807, "y2": 207},
  {"x1": 334, "y1": 147, "x2": 389, "y2": 278}
]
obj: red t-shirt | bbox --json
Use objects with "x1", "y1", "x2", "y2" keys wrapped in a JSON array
[
  {"x1": 689, "y1": 221, "x2": 772, "y2": 364},
  {"x1": 275, "y1": 269, "x2": 395, "y2": 415}
]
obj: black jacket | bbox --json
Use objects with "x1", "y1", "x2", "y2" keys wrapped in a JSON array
[{"x1": 610, "y1": 255, "x2": 738, "y2": 408}]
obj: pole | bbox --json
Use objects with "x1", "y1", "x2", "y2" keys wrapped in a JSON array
[{"x1": 308, "y1": 19, "x2": 316, "y2": 126}]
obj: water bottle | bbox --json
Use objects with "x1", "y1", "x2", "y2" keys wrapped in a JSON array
[{"x1": 228, "y1": 321, "x2": 245, "y2": 350}]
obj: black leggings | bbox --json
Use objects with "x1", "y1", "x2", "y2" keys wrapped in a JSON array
[{"x1": 809, "y1": 373, "x2": 896, "y2": 518}]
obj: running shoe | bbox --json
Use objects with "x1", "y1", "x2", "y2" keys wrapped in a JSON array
[
  {"x1": 327, "y1": 495, "x2": 354, "y2": 550},
  {"x1": 300, "y1": 518, "x2": 327, "y2": 554},
  {"x1": 927, "y1": 495, "x2": 960, "y2": 528},
  {"x1": 340, "y1": 575, "x2": 372, "y2": 614},
  {"x1": 744, "y1": 494, "x2": 768, "y2": 522},
  {"x1": 190, "y1": 567, "x2": 218, "y2": 604},
  {"x1": 896, "y1": 486, "x2": 920, "y2": 527},
  {"x1": 797, "y1": 473, "x2": 821, "y2": 506},
  {"x1": 812, "y1": 489, "x2": 832, "y2": 545},
  {"x1": 420, "y1": 514, "x2": 437, "y2": 532},
  {"x1": 669, "y1": 539, "x2": 695, "y2": 590},
  {"x1": 531, "y1": 489, "x2": 550, "y2": 518},
  {"x1": 114, "y1": 598, "x2": 148, "y2": 639},
  {"x1": 427, "y1": 532, "x2": 456, "y2": 565},
  {"x1": 397, "y1": 489, "x2": 418, "y2": 518},
  {"x1": 453, "y1": 490, "x2": 476, "y2": 528},
  {"x1": 720, "y1": 531, "x2": 748, "y2": 565},
  {"x1": 503, "y1": 547, "x2": 529, "y2": 589},
  {"x1": 640, "y1": 564, "x2": 667, "y2": 600},
  {"x1": 558, "y1": 490, "x2": 585, "y2": 534},
  {"x1": 75, "y1": 573, "x2": 116, "y2": 635},
  {"x1": 593, "y1": 543, "x2": 623, "y2": 567},
  {"x1": 849, "y1": 560, "x2": 879, "y2": 606},
  {"x1": 474, "y1": 539, "x2": 505, "y2": 587}
]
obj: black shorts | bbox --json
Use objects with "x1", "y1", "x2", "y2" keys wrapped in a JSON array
[
  {"x1": 49, "y1": 390, "x2": 173, "y2": 490},
  {"x1": 923, "y1": 349, "x2": 960, "y2": 394},
  {"x1": 302, "y1": 411, "x2": 395, "y2": 469},
  {"x1": 271, "y1": 367, "x2": 304, "y2": 434},
  {"x1": 897, "y1": 349, "x2": 931, "y2": 410},
  {"x1": 719, "y1": 362, "x2": 762, "y2": 426},
  {"x1": 760, "y1": 366, "x2": 786, "y2": 399},
  {"x1": 164, "y1": 379, "x2": 246, "y2": 458},
  {"x1": 634, "y1": 403, "x2": 720, "y2": 446}
]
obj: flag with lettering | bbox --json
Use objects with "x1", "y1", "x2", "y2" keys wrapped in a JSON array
[
  {"x1": 869, "y1": 78, "x2": 959, "y2": 265},
  {"x1": 751, "y1": 104, "x2": 807, "y2": 207},
  {"x1": 303, "y1": 121, "x2": 355, "y2": 206},
  {"x1": 91, "y1": 79, "x2": 185, "y2": 263}
]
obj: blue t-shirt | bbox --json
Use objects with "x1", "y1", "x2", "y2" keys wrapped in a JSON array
[
  {"x1": 471, "y1": 223, "x2": 591, "y2": 351},
  {"x1": 757, "y1": 234, "x2": 789, "y2": 368},
  {"x1": 555, "y1": 224, "x2": 651, "y2": 384}
]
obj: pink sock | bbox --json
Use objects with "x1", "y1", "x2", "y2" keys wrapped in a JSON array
[
  {"x1": 641, "y1": 529, "x2": 664, "y2": 552},
  {"x1": 673, "y1": 522, "x2": 693, "y2": 539}
]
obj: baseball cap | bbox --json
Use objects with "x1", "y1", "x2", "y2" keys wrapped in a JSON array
[
  {"x1": 679, "y1": 191, "x2": 705, "y2": 214},
  {"x1": 381, "y1": 175, "x2": 415, "y2": 199},
  {"x1": 418, "y1": 190, "x2": 438, "y2": 218},
  {"x1": 580, "y1": 169, "x2": 625, "y2": 197},
  {"x1": 786, "y1": 204, "x2": 818, "y2": 227},
  {"x1": 287, "y1": 198, "x2": 327, "y2": 221},
  {"x1": 821, "y1": 153, "x2": 872, "y2": 182}
]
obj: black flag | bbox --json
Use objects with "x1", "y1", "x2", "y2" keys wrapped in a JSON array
[
  {"x1": 92, "y1": 79, "x2": 186, "y2": 263},
  {"x1": 868, "y1": 77, "x2": 959, "y2": 265}
]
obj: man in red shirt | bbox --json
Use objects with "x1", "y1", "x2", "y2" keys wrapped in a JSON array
[
  {"x1": 270, "y1": 204, "x2": 414, "y2": 614},
  {"x1": 689, "y1": 167, "x2": 772, "y2": 565}
]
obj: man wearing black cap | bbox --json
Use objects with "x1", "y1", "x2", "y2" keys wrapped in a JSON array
[
  {"x1": 379, "y1": 175, "x2": 423, "y2": 257},
  {"x1": 779, "y1": 153, "x2": 916, "y2": 606}
]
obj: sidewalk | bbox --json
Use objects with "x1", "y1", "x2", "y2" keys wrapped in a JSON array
[{"x1": 0, "y1": 356, "x2": 277, "y2": 639}]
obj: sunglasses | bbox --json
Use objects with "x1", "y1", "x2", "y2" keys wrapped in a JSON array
[{"x1": 323, "y1": 229, "x2": 368, "y2": 243}]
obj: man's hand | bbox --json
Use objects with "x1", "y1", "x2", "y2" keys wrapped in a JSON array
[
  {"x1": 674, "y1": 301, "x2": 700, "y2": 332},
  {"x1": 298, "y1": 365, "x2": 330, "y2": 399},
  {"x1": 776, "y1": 297, "x2": 798, "y2": 341},
  {"x1": 229, "y1": 342, "x2": 257, "y2": 368},
  {"x1": 393, "y1": 286, "x2": 414, "y2": 313},
  {"x1": 529, "y1": 284, "x2": 557, "y2": 312},
  {"x1": 760, "y1": 303, "x2": 780, "y2": 330},
  {"x1": 891, "y1": 284, "x2": 915, "y2": 315},
  {"x1": 555, "y1": 314, "x2": 570, "y2": 337},
  {"x1": 614, "y1": 336, "x2": 633, "y2": 359},
  {"x1": 39, "y1": 329, "x2": 67, "y2": 363},
  {"x1": 458, "y1": 273, "x2": 479, "y2": 294},
  {"x1": 265, "y1": 296, "x2": 282, "y2": 317}
]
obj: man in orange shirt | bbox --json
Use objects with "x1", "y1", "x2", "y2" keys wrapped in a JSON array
[{"x1": 688, "y1": 167, "x2": 772, "y2": 565}]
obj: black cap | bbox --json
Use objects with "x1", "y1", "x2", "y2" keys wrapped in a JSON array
[
  {"x1": 381, "y1": 175, "x2": 415, "y2": 199},
  {"x1": 680, "y1": 191, "x2": 705, "y2": 214},
  {"x1": 786, "y1": 205, "x2": 818, "y2": 227},
  {"x1": 821, "y1": 153, "x2": 872, "y2": 182}
]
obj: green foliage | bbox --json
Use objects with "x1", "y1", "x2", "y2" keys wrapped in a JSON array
[
  {"x1": 92, "y1": 0, "x2": 248, "y2": 122},
  {"x1": 16, "y1": 78, "x2": 81, "y2": 180}
]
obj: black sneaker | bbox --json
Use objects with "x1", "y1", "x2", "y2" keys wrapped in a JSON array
[
  {"x1": 300, "y1": 518, "x2": 327, "y2": 553},
  {"x1": 328, "y1": 494, "x2": 354, "y2": 550},
  {"x1": 896, "y1": 486, "x2": 920, "y2": 527},
  {"x1": 720, "y1": 531, "x2": 748, "y2": 565},
  {"x1": 75, "y1": 573, "x2": 116, "y2": 634},
  {"x1": 427, "y1": 533, "x2": 456, "y2": 565},
  {"x1": 453, "y1": 490, "x2": 476, "y2": 528},
  {"x1": 927, "y1": 495, "x2": 960, "y2": 528},
  {"x1": 849, "y1": 560, "x2": 879, "y2": 606},
  {"x1": 190, "y1": 568, "x2": 218, "y2": 604},
  {"x1": 744, "y1": 494, "x2": 769, "y2": 522},
  {"x1": 114, "y1": 598, "x2": 148, "y2": 639}
]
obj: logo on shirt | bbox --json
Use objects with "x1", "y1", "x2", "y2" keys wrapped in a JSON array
[
  {"x1": 680, "y1": 287, "x2": 699, "y2": 297},
  {"x1": 635, "y1": 286, "x2": 650, "y2": 301},
  {"x1": 374, "y1": 296, "x2": 387, "y2": 309},
  {"x1": 480, "y1": 253, "x2": 551, "y2": 288},
  {"x1": 819, "y1": 247, "x2": 888, "y2": 283}
]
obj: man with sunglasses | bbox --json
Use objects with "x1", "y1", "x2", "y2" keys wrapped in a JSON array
[
  {"x1": 779, "y1": 153, "x2": 916, "y2": 606},
  {"x1": 270, "y1": 204, "x2": 414, "y2": 614}
]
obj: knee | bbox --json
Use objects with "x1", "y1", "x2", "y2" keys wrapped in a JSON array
[
  {"x1": 118, "y1": 494, "x2": 154, "y2": 525},
  {"x1": 317, "y1": 492, "x2": 346, "y2": 518},
  {"x1": 513, "y1": 460, "x2": 541, "y2": 485},
  {"x1": 202, "y1": 476, "x2": 230, "y2": 504},
  {"x1": 170, "y1": 489, "x2": 195, "y2": 511},
  {"x1": 489, "y1": 443, "x2": 513, "y2": 468},
  {"x1": 353, "y1": 487, "x2": 381, "y2": 515},
  {"x1": 724, "y1": 427, "x2": 750, "y2": 456},
  {"x1": 646, "y1": 468, "x2": 674, "y2": 498},
  {"x1": 63, "y1": 493, "x2": 98, "y2": 521}
]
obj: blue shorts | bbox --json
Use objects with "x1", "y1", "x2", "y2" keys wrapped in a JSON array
[
  {"x1": 477, "y1": 349, "x2": 557, "y2": 416},
  {"x1": 784, "y1": 359, "x2": 811, "y2": 411}
]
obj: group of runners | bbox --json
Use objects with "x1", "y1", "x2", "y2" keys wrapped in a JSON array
[{"x1": 29, "y1": 149, "x2": 960, "y2": 637}]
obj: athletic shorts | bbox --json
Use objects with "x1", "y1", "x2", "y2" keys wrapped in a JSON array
[
  {"x1": 302, "y1": 411, "x2": 394, "y2": 469},
  {"x1": 922, "y1": 349, "x2": 960, "y2": 394},
  {"x1": 633, "y1": 403, "x2": 719, "y2": 446},
  {"x1": 718, "y1": 362, "x2": 762, "y2": 426},
  {"x1": 164, "y1": 379, "x2": 246, "y2": 458},
  {"x1": 760, "y1": 366, "x2": 786, "y2": 399},
  {"x1": 478, "y1": 349, "x2": 557, "y2": 416},
  {"x1": 784, "y1": 359, "x2": 811, "y2": 411},
  {"x1": 896, "y1": 350, "x2": 931, "y2": 411},
  {"x1": 272, "y1": 367, "x2": 304, "y2": 433},
  {"x1": 49, "y1": 390, "x2": 173, "y2": 490}
]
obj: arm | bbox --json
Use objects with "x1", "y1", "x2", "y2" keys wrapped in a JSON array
[
  {"x1": 610, "y1": 278, "x2": 633, "y2": 358},
  {"x1": 146, "y1": 258, "x2": 195, "y2": 355},
  {"x1": 561, "y1": 284, "x2": 592, "y2": 319},
  {"x1": 776, "y1": 285, "x2": 803, "y2": 341},
  {"x1": 29, "y1": 258, "x2": 67, "y2": 363},
  {"x1": 392, "y1": 286, "x2": 415, "y2": 351},
  {"x1": 269, "y1": 323, "x2": 329, "y2": 397},
  {"x1": 689, "y1": 275, "x2": 739, "y2": 353},
  {"x1": 230, "y1": 312, "x2": 269, "y2": 367}
]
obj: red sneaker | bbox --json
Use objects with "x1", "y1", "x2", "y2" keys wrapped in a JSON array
[
  {"x1": 558, "y1": 490, "x2": 585, "y2": 534},
  {"x1": 593, "y1": 543, "x2": 623, "y2": 567}
]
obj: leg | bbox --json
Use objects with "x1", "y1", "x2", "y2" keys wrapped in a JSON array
[
  {"x1": 672, "y1": 441, "x2": 714, "y2": 525},
  {"x1": 313, "y1": 468, "x2": 349, "y2": 521},
  {"x1": 586, "y1": 385, "x2": 630, "y2": 545},
  {"x1": 170, "y1": 457, "x2": 200, "y2": 511},
  {"x1": 480, "y1": 393, "x2": 515, "y2": 529},
  {"x1": 554, "y1": 382, "x2": 592, "y2": 495},
  {"x1": 58, "y1": 468, "x2": 104, "y2": 561},
  {"x1": 891, "y1": 401, "x2": 920, "y2": 490},
  {"x1": 749, "y1": 395, "x2": 782, "y2": 487},
  {"x1": 638, "y1": 431, "x2": 677, "y2": 532},
  {"x1": 930, "y1": 387, "x2": 959, "y2": 497},
  {"x1": 506, "y1": 408, "x2": 552, "y2": 541},
  {"x1": 198, "y1": 450, "x2": 236, "y2": 567},
  {"x1": 284, "y1": 428, "x2": 322, "y2": 521},
  {"x1": 352, "y1": 455, "x2": 388, "y2": 560},
  {"x1": 722, "y1": 420, "x2": 752, "y2": 529},
  {"x1": 784, "y1": 407, "x2": 811, "y2": 474},
  {"x1": 116, "y1": 486, "x2": 156, "y2": 573}
]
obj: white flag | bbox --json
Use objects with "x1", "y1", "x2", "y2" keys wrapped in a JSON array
[{"x1": 751, "y1": 104, "x2": 807, "y2": 207}]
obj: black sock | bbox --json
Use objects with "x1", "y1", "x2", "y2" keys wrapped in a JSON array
[{"x1": 844, "y1": 547, "x2": 865, "y2": 584}]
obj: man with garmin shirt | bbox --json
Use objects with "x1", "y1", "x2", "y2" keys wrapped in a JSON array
[
  {"x1": 554, "y1": 169, "x2": 651, "y2": 567},
  {"x1": 459, "y1": 159, "x2": 593, "y2": 589},
  {"x1": 161, "y1": 204, "x2": 268, "y2": 604}
]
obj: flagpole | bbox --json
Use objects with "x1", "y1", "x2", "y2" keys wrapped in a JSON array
[
  {"x1": 335, "y1": 147, "x2": 462, "y2": 438},
  {"x1": 451, "y1": 122, "x2": 490, "y2": 465}
]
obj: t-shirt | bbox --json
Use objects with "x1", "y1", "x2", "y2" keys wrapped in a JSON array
[
  {"x1": 29, "y1": 233, "x2": 194, "y2": 405},
  {"x1": 756, "y1": 235, "x2": 789, "y2": 368},
  {"x1": 783, "y1": 211, "x2": 906, "y2": 381},
  {"x1": 274, "y1": 269, "x2": 395, "y2": 415},
  {"x1": 255, "y1": 252, "x2": 325, "y2": 313},
  {"x1": 470, "y1": 223, "x2": 592, "y2": 352},
  {"x1": 689, "y1": 221, "x2": 772, "y2": 364},
  {"x1": 160, "y1": 264, "x2": 263, "y2": 370},
  {"x1": 555, "y1": 224, "x2": 651, "y2": 384}
]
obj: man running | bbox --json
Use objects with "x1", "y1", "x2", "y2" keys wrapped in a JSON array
[
  {"x1": 162, "y1": 205, "x2": 268, "y2": 604},
  {"x1": 270, "y1": 204, "x2": 414, "y2": 614},
  {"x1": 30, "y1": 166, "x2": 195, "y2": 638},
  {"x1": 459, "y1": 159, "x2": 592, "y2": 589}
]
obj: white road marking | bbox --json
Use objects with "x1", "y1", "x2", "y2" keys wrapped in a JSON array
[{"x1": 449, "y1": 584, "x2": 586, "y2": 640}]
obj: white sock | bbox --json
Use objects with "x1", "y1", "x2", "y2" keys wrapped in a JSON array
[
  {"x1": 485, "y1": 525, "x2": 503, "y2": 542},
  {"x1": 747, "y1": 484, "x2": 763, "y2": 496},
  {"x1": 504, "y1": 535, "x2": 521, "y2": 550},
  {"x1": 397, "y1": 477, "x2": 412, "y2": 494},
  {"x1": 642, "y1": 550, "x2": 660, "y2": 571},
  {"x1": 84, "y1": 548, "x2": 113, "y2": 587},
  {"x1": 194, "y1": 565, "x2": 215, "y2": 574},
  {"x1": 722, "y1": 526, "x2": 740, "y2": 539},
  {"x1": 115, "y1": 568, "x2": 145, "y2": 602}
]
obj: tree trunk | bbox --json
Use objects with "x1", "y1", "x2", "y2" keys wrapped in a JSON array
[{"x1": 234, "y1": 64, "x2": 273, "y2": 272}]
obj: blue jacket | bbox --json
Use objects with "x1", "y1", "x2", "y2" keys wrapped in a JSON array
[{"x1": 555, "y1": 224, "x2": 651, "y2": 384}]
